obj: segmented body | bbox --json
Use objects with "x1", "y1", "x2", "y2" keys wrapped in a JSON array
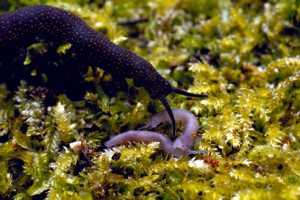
[
  {"x1": 0, "y1": 5, "x2": 208, "y2": 136},
  {"x1": 0, "y1": 5, "x2": 171, "y2": 99}
]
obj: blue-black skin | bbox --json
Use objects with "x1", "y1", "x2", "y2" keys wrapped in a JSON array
[{"x1": 0, "y1": 5, "x2": 208, "y2": 135}]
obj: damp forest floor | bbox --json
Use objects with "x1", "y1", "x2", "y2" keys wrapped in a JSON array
[{"x1": 0, "y1": 0, "x2": 300, "y2": 199}]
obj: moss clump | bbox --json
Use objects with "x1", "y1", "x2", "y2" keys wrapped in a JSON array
[{"x1": 0, "y1": 0, "x2": 300, "y2": 199}]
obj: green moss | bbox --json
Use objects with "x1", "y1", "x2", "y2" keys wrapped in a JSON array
[{"x1": 0, "y1": 0, "x2": 300, "y2": 199}]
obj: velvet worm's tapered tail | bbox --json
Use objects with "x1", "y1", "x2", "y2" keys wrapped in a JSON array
[{"x1": 172, "y1": 87, "x2": 209, "y2": 98}]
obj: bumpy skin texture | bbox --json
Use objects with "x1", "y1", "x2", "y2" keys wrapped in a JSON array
[
  {"x1": 0, "y1": 5, "x2": 172, "y2": 99},
  {"x1": 0, "y1": 5, "x2": 208, "y2": 136}
]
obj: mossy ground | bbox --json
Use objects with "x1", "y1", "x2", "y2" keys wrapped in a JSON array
[{"x1": 0, "y1": 0, "x2": 300, "y2": 199}]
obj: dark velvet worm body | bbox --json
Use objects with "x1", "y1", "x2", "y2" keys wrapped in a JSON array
[{"x1": 0, "y1": 5, "x2": 208, "y2": 135}]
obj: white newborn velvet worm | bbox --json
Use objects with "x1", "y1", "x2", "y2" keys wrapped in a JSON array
[{"x1": 105, "y1": 109, "x2": 206, "y2": 157}]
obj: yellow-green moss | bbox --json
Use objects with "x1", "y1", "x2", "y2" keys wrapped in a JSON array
[{"x1": 0, "y1": 0, "x2": 300, "y2": 199}]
